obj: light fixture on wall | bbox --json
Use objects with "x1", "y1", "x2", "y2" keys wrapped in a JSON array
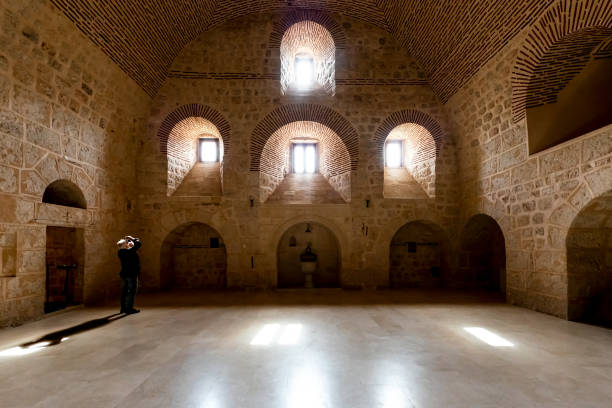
[
  {"x1": 305, "y1": 223, "x2": 312, "y2": 233},
  {"x1": 365, "y1": 199, "x2": 370, "y2": 208}
]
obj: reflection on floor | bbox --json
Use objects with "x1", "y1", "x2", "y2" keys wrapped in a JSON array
[
  {"x1": 1, "y1": 290, "x2": 611, "y2": 408},
  {"x1": 267, "y1": 173, "x2": 345, "y2": 204}
]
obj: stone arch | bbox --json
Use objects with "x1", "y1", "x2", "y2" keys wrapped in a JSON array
[
  {"x1": 277, "y1": 221, "x2": 341, "y2": 288},
  {"x1": 157, "y1": 104, "x2": 231, "y2": 196},
  {"x1": 566, "y1": 190, "x2": 612, "y2": 326},
  {"x1": 42, "y1": 179, "x2": 87, "y2": 209},
  {"x1": 160, "y1": 222, "x2": 227, "y2": 289},
  {"x1": 269, "y1": 9, "x2": 347, "y2": 50},
  {"x1": 250, "y1": 104, "x2": 359, "y2": 172},
  {"x1": 388, "y1": 220, "x2": 450, "y2": 288},
  {"x1": 511, "y1": 0, "x2": 612, "y2": 124},
  {"x1": 459, "y1": 214, "x2": 507, "y2": 293}
]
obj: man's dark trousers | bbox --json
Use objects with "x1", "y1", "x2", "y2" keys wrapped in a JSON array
[{"x1": 120, "y1": 277, "x2": 138, "y2": 313}]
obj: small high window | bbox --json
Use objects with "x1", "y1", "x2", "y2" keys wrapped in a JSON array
[
  {"x1": 280, "y1": 21, "x2": 335, "y2": 95},
  {"x1": 199, "y1": 138, "x2": 219, "y2": 163},
  {"x1": 385, "y1": 140, "x2": 403, "y2": 168},
  {"x1": 294, "y1": 53, "x2": 315, "y2": 90},
  {"x1": 292, "y1": 142, "x2": 317, "y2": 174}
]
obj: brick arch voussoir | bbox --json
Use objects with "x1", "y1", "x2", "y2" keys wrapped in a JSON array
[
  {"x1": 374, "y1": 109, "x2": 445, "y2": 156},
  {"x1": 269, "y1": 9, "x2": 347, "y2": 50},
  {"x1": 157, "y1": 103, "x2": 232, "y2": 157},
  {"x1": 511, "y1": 0, "x2": 612, "y2": 123},
  {"x1": 250, "y1": 104, "x2": 360, "y2": 172}
]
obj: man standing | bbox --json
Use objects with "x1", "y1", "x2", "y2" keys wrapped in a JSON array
[{"x1": 117, "y1": 235, "x2": 142, "y2": 314}]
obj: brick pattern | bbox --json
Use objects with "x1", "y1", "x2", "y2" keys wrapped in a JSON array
[
  {"x1": 269, "y1": 8, "x2": 347, "y2": 50},
  {"x1": 49, "y1": 0, "x2": 571, "y2": 103},
  {"x1": 512, "y1": 0, "x2": 612, "y2": 122},
  {"x1": 166, "y1": 70, "x2": 428, "y2": 86},
  {"x1": 251, "y1": 104, "x2": 359, "y2": 172},
  {"x1": 280, "y1": 20, "x2": 336, "y2": 94},
  {"x1": 49, "y1": 0, "x2": 384, "y2": 96},
  {"x1": 380, "y1": 0, "x2": 555, "y2": 102}
]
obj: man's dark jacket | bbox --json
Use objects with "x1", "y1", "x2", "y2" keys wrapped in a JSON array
[{"x1": 118, "y1": 239, "x2": 142, "y2": 278}]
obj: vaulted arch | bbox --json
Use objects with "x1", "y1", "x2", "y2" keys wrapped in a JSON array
[
  {"x1": 269, "y1": 9, "x2": 347, "y2": 50},
  {"x1": 512, "y1": 0, "x2": 612, "y2": 123}
]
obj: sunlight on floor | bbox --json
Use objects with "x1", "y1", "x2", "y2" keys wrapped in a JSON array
[
  {"x1": 251, "y1": 323, "x2": 303, "y2": 346},
  {"x1": 464, "y1": 327, "x2": 514, "y2": 347}
]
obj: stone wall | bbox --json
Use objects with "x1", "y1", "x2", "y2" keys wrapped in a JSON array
[
  {"x1": 160, "y1": 222, "x2": 227, "y2": 289},
  {"x1": 446, "y1": 11, "x2": 612, "y2": 318},
  {"x1": 136, "y1": 12, "x2": 458, "y2": 291},
  {"x1": 0, "y1": 0, "x2": 150, "y2": 326},
  {"x1": 389, "y1": 221, "x2": 448, "y2": 288}
]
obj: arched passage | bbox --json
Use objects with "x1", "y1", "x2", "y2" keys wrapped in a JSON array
[
  {"x1": 157, "y1": 104, "x2": 231, "y2": 196},
  {"x1": 42, "y1": 179, "x2": 87, "y2": 209},
  {"x1": 160, "y1": 222, "x2": 227, "y2": 289},
  {"x1": 459, "y1": 214, "x2": 506, "y2": 293},
  {"x1": 277, "y1": 222, "x2": 340, "y2": 288},
  {"x1": 389, "y1": 221, "x2": 449, "y2": 288},
  {"x1": 567, "y1": 191, "x2": 612, "y2": 326}
]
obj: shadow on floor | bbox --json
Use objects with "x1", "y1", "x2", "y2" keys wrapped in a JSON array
[{"x1": 20, "y1": 313, "x2": 126, "y2": 347}]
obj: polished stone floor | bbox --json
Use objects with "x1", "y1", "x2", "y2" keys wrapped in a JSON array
[{"x1": 1, "y1": 290, "x2": 611, "y2": 408}]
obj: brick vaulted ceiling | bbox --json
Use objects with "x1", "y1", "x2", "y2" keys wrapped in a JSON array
[{"x1": 50, "y1": 0, "x2": 556, "y2": 101}]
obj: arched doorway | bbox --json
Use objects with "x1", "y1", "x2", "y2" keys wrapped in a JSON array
[
  {"x1": 160, "y1": 222, "x2": 227, "y2": 289},
  {"x1": 567, "y1": 192, "x2": 612, "y2": 326},
  {"x1": 389, "y1": 221, "x2": 449, "y2": 288},
  {"x1": 43, "y1": 180, "x2": 86, "y2": 313},
  {"x1": 459, "y1": 214, "x2": 506, "y2": 293},
  {"x1": 277, "y1": 222, "x2": 340, "y2": 288}
]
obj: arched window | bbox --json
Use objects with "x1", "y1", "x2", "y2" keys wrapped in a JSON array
[
  {"x1": 383, "y1": 123, "x2": 436, "y2": 199},
  {"x1": 260, "y1": 121, "x2": 350, "y2": 204},
  {"x1": 280, "y1": 21, "x2": 335, "y2": 95},
  {"x1": 165, "y1": 116, "x2": 223, "y2": 197}
]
